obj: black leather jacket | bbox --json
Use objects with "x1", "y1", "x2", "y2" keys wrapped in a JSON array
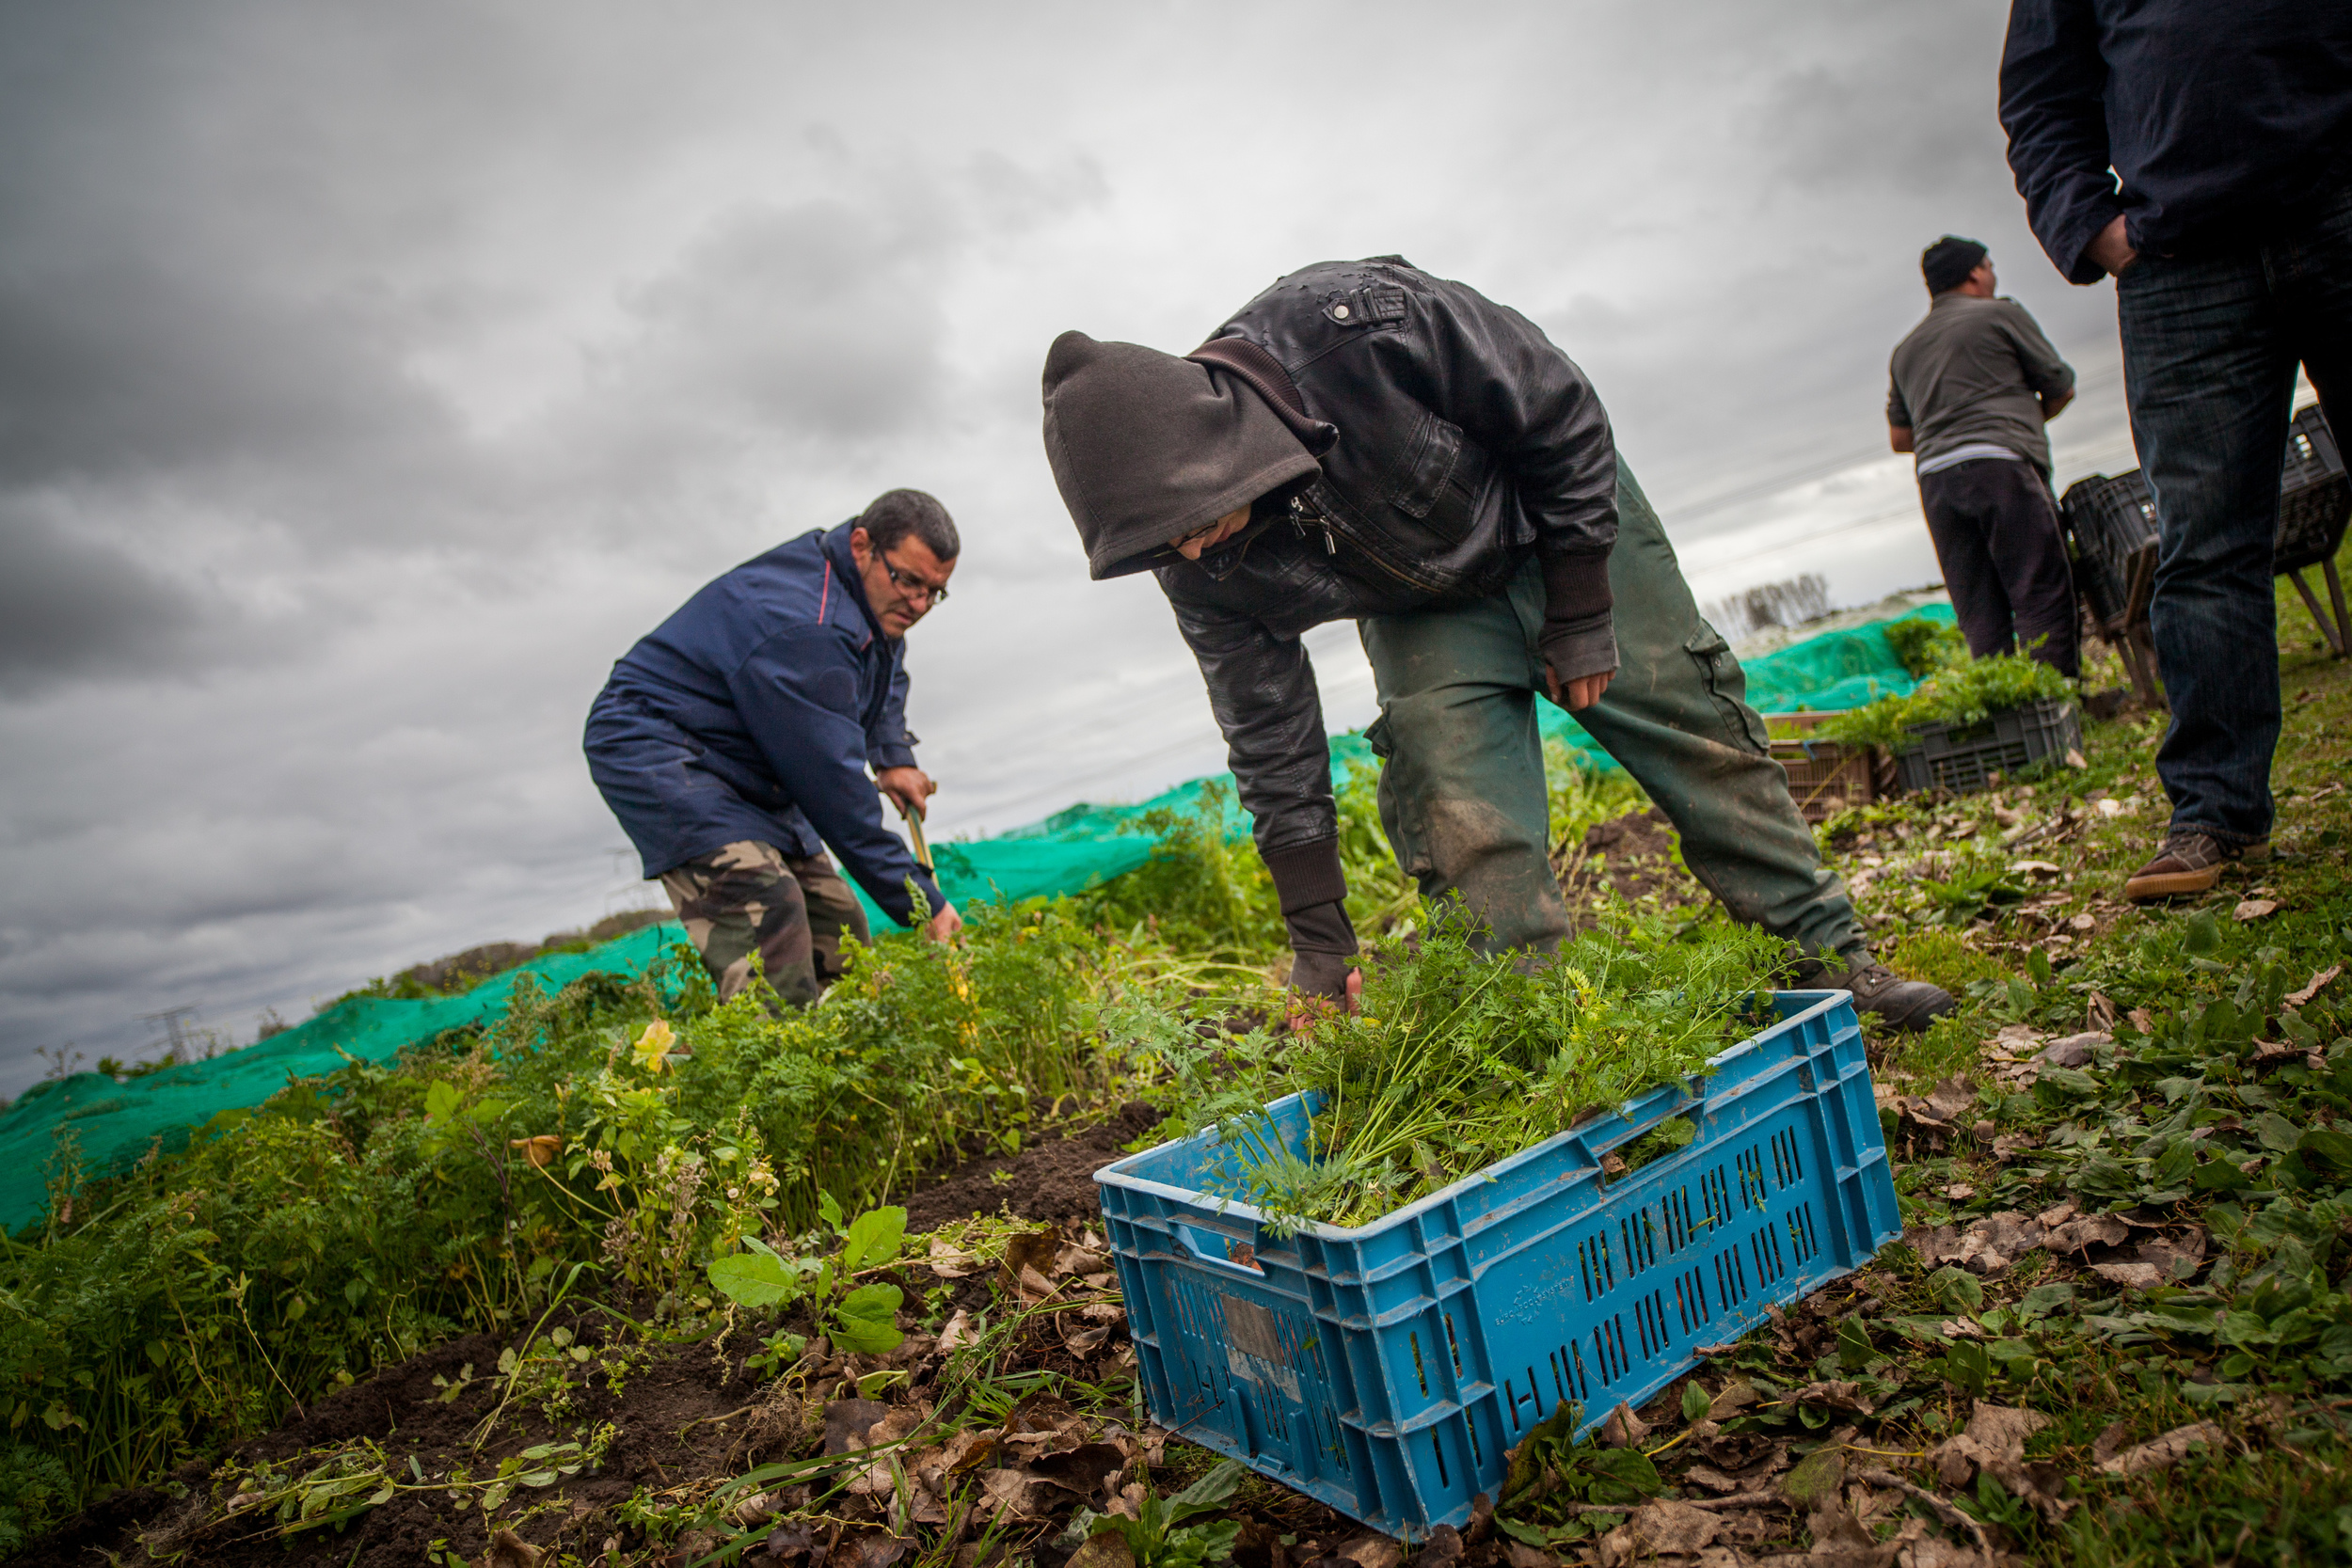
[{"x1": 1156, "y1": 257, "x2": 1618, "y2": 863}]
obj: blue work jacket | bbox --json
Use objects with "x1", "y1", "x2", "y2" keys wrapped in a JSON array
[{"x1": 584, "y1": 522, "x2": 944, "y2": 925}]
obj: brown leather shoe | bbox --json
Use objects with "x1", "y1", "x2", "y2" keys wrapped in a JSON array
[
  {"x1": 2123, "y1": 832, "x2": 2269, "y2": 903},
  {"x1": 1789, "y1": 948, "x2": 1956, "y2": 1032}
]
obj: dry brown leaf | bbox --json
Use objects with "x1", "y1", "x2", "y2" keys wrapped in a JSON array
[
  {"x1": 1630, "y1": 1499, "x2": 1722, "y2": 1554},
  {"x1": 2090, "y1": 1261, "x2": 2163, "y2": 1290},
  {"x1": 822, "y1": 1399, "x2": 894, "y2": 1456},
  {"x1": 507, "y1": 1135, "x2": 561, "y2": 1169},
  {"x1": 1066, "y1": 1536, "x2": 1136, "y2": 1568},
  {"x1": 2287, "y1": 965, "x2": 2344, "y2": 1007},
  {"x1": 1061, "y1": 1322, "x2": 1114, "y2": 1356},
  {"x1": 937, "y1": 1309, "x2": 981, "y2": 1353},
  {"x1": 2044, "y1": 1213, "x2": 2129, "y2": 1254},
  {"x1": 2098, "y1": 1420, "x2": 2227, "y2": 1477},
  {"x1": 1025, "y1": 1442, "x2": 1128, "y2": 1498},
  {"x1": 1707, "y1": 1377, "x2": 1762, "y2": 1419},
  {"x1": 1964, "y1": 1403, "x2": 2050, "y2": 1460},
  {"x1": 1055, "y1": 1243, "x2": 1111, "y2": 1276},
  {"x1": 1794, "y1": 1380, "x2": 1876, "y2": 1416},
  {"x1": 1683, "y1": 1463, "x2": 1744, "y2": 1495},
  {"x1": 928, "y1": 1237, "x2": 978, "y2": 1279},
  {"x1": 2234, "y1": 898, "x2": 2280, "y2": 921},
  {"x1": 997, "y1": 1227, "x2": 1063, "y2": 1291},
  {"x1": 1599, "y1": 1401, "x2": 1652, "y2": 1448},
  {"x1": 1336, "y1": 1536, "x2": 1404, "y2": 1568},
  {"x1": 2037, "y1": 1031, "x2": 2108, "y2": 1067},
  {"x1": 977, "y1": 1468, "x2": 1044, "y2": 1521},
  {"x1": 2090, "y1": 1419, "x2": 2133, "y2": 1465},
  {"x1": 839, "y1": 1529, "x2": 914, "y2": 1568},
  {"x1": 1416, "y1": 1524, "x2": 1466, "y2": 1568},
  {"x1": 482, "y1": 1528, "x2": 542, "y2": 1568}
]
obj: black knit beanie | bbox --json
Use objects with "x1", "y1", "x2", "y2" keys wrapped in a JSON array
[{"x1": 1922, "y1": 236, "x2": 1989, "y2": 295}]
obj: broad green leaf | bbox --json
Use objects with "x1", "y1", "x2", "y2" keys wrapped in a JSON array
[
  {"x1": 2301, "y1": 1128, "x2": 2352, "y2": 1173},
  {"x1": 1577, "y1": 1446, "x2": 1661, "y2": 1503},
  {"x1": 2017, "y1": 1283, "x2": 2076, "y2": 1322},
  {"x1": 832, "y1": 1282, "x2": 905, "y2": 1354},
  {"x1": 2184, "y1": 910, "x2": 2221, "y2": 954},
  {"x1": 841, "y1": 1206, "x2": 908, "y2": 1272},
  {"x1": 423, "y1": 1082, "x2": 459, "y2": 1122},
  {"x1": 707, "y1": 1250, "x2": 800, "y2": 1309},
  {"x1": 1782, "y1": 1445, "x2": 1845, "y2": 1506},
  {"x1": 1166, "y1": 1458, "x2": 1247, "y2": 1519},
  {"x1": 1680, "y1": 1380, "x2": 1712, "y2": 1421},
  {"x1": 1926, "y1": 1266, "x2": 1985, "y2": 1312},
  {"x1": 2254, "y1": 1112, "x2": 2304, "y2": 1153}
]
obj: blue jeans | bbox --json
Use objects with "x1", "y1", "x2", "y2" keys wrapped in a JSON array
[{"x1": 2118, "y1": 182, "x2": 2352, "y2": 847}]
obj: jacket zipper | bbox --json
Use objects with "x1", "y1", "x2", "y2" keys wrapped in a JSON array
[
  {"x1": 1290, "y1": 495, "x2": 1336, "y2": 555},
  {"x1": 1294, "y1": 491, "x2": 1454, "y2": 594}
]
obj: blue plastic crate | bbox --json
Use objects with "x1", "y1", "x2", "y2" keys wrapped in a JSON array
[{"x1": 1095, "y1": 990, "x2": 1899, "y2": 1540}]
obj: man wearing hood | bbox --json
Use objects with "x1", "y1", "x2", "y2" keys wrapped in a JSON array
[{"x1": 1041, "y1": 256, "x2": 1951, "y2": 1029}]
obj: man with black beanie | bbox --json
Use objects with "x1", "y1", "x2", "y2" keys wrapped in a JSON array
[
  {"x1": 1887, "y1": 236, "x2": 2080, "y2": 673},
  {"x1": 1039, "y1": 257, "x2": 1954, "y2": 1030}
]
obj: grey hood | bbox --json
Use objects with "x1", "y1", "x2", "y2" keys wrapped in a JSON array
[{"x1": 1041, "y1": 330, "x2": 1324, "y2": 580}]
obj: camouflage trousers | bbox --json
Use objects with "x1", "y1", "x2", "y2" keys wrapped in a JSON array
[{"x1": 659, "y1": 842, "x2": 870, "y2": 1006}]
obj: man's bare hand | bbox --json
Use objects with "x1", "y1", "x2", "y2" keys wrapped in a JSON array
[
  {"x1": 2088, "y1": 214, "x2": 2139, "y2": 277},
  {"x1": 924, "y1": 902, "x2": 962, "y2": 943},
  {"x1": 1545, "y1": 665, "x2": 1615, "y2": 711},
  {"x1": 877, "y1": 766, "x2": 936, "y2": 820},
  {"x1": 1284, "y1": 967, "x2": 1363, "y2": 1033}
]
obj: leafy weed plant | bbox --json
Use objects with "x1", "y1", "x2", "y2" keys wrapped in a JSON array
[{"x1": 1150, "y1": 910, "x2": 1786, "y2": 1230}]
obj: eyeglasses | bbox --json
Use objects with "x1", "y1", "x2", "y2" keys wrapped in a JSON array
[{"x1": 881, "y1": 553, "x2": 949, "y2": 605}]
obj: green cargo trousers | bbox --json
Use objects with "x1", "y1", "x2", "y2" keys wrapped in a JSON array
[{"x1": 1359, "y1": 465, "x2": 1859, "y2": 958}]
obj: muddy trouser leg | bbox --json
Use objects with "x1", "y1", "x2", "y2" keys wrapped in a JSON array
[
  {"x1": 1359, "y1": 570, "x2": 1571, "y2": 956},
  {"x1": 658, "y1": 841, "x2": 822, "y2": 1006},
  {"x1": 1568, "y1": 466, "x2": 1861, "y2": 958},
  {"x1": 787, "y1": 853, "x2": 871, "y2": 990}
]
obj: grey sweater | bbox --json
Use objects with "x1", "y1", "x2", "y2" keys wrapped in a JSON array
[{"x1": 1887, "y1": 293, "x2": 2075, "y2": 473}]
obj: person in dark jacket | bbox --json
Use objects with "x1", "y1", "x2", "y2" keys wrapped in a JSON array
[
  {"x1": 2001, "y1": 0, "x2": 2352, "y2": 901},
  {"x1": 1040, "y1": 257, "x2": 1954, "y2": 1030},
  {"x1": 1887, "y1": 235, "x2": 2079, "y2": 674},
  {"x1": 584, "y1": 489, "x2": 961, "y2": 1006}
]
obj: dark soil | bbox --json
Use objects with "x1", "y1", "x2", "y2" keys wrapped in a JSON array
[
  {"x1": 898, "y1": 1101, "x2": 1162, "y2": 1232},
  {"x1": 1552, "y1": 807, "x2": 1708, "y2": 930},
  {"x1": 13, "y1": 1105, "x2": 1183, "y2": 1568}
]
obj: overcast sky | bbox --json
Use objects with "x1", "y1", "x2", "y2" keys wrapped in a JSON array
[{"x1": 0, "y1": 0, "x2": 2153, "y2": 1094}]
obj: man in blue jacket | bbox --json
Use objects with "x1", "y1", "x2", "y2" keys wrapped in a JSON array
[
  {"x1": 2001, "y1": 0, "x2": 2352, "y2": 901},
  {"x1": 585, "y1": 489, "x2": 961, "y2": 1006}
]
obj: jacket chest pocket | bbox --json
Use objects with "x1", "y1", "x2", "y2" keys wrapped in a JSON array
[
  {"x1": 1389, "y1": 409, "x2": 1465, "y2": 523},
  {"x1": 1388, "y1": 410, "x2": 1489, "y2": 544}
]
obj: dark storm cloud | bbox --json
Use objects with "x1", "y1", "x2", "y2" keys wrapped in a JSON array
[
  {"x1": 604, "y1": 198, "x2": 956, "y2": 443},
  {"x1": 0, "y1": 0, "x2": 2134, "y2": 1101},
  {"x1": 0, "y1": 500, "x2": 202, "y2": 692},
  {"x1": 0, "y1": 256, "x2": 461, "y2": 485}
]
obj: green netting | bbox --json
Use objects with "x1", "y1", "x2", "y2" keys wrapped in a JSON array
[
  {"x1": 0, "y1": 925, "x2": 690, "y2": 1232},
  {"x1": 1740, "y1": 602, "x2": 1956, "y2": 715},
  {"x1": 2, "y1": 606, "x2": 1950, "y2": 1232}
]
